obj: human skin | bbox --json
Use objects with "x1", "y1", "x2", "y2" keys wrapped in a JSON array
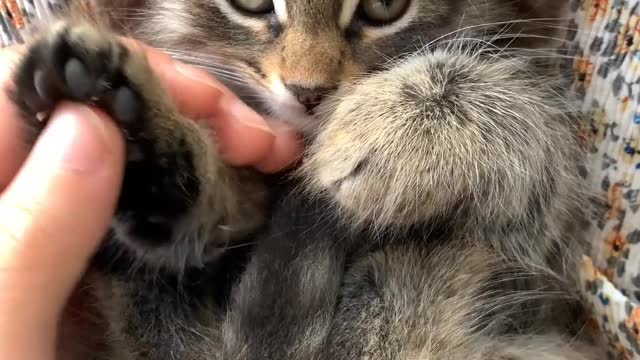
[{"x1": 0, "y1": 39, "x2": 304, "y2": 360}]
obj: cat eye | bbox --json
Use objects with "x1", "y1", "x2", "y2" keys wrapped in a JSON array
[
  {"x1": 359, "y1": 0, "x2": 409, "y2": 24},
  {"x1": 229, "y1": 0, "x2": 274, "y2": 15}
]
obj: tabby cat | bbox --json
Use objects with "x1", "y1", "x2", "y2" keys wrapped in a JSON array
[{"x1": 8, "y1": 0, "x2": 602, "y2": 359}]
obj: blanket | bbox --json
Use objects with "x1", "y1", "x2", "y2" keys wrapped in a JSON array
[
  {"x1": 2, "y1": 0, "x2": 638, "y2": 358},
  {"x1": 570, "y1": 0, "x2": 640, "y2": 358}
]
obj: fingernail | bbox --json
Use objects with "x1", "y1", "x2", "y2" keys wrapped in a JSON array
[
  {"x1": 270, "y1": 121, "x2": 298, "y2": 136},
  {"x1": 33, "y1": 102, "x2": 109, "y2": 174},
  {"x1": 224, "y1": 94, "x2": 274, "y2": 134},
  {"x1": 175, "y1": 62, "x2": 223, "y2": 94}
]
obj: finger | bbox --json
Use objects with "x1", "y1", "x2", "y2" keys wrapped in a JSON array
[
  {"x1": 0, "y1": 102, "x2": 125, "y2": 359},
  {"x1": 155, "y1": 56, "x2": 282, "y2": 167},
  {"x1": 120, "y1": 39, "x2": 303, "y2": 168},
  {"x1": 120, "y1": 39, "x2": 231, "y2": 119},
  {"x1": 0, "y1": 46, "x2": 30, "y2": 190},
  {"x1": 255, "y1": 121, "x2": 305, "y2": 173}
]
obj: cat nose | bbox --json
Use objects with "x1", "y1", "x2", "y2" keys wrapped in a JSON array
[{"x1": 285, "y1": 84, "x2": 334, "y2": 112}]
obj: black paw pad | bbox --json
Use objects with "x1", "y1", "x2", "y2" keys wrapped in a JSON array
[
  {"x1": 112, "y1": 86, "x2": 142, "y2": 125},
  {"x1": 12, "y1": 30, "x2": 145, "y2": 135},
  {"x1": 64, "y1": 57, "x2": 94, "y2": 99},
  {"x1": 12, "y1": 25, "x2": 202, "y2": 249}
]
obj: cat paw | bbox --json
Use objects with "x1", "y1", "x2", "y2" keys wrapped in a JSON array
[
  {"x1": 11, "y1": 21, "x2": 201, "y2": 248},
  {"x1": 12, "y1": 22, "x2": 143, "y2": 135}
]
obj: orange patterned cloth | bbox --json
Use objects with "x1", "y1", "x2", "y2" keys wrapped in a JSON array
[
  {"x1": 0, "y1": 0, "x2": 61, "y2": 46},
  {"x1": 0, "y1": 0, "x2": 96, "y2": 47},
  {"x1": 570, "y1": 0, "x2": 640, "y2": 358},
  {"x1": 0, "y1": 0, "x2": 635, "y2": 358}
]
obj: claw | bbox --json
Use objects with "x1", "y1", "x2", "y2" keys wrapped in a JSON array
[{"x1": 32, "y1": 68, "x2": 59, "y2": 109}]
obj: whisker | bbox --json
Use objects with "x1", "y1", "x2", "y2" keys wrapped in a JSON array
[{"x1": 423, "y1": 17, "x2": 574, "y2": 49}]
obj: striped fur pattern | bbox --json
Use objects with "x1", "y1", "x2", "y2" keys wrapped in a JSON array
[{"x1": 5, "y1": 0, "x2": 604, "y2": 359}]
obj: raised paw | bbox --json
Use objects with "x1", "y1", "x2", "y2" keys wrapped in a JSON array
[
  {"x1": 11, "y1": 22, "x2": 144, "y2": 137},
  {"x1": 10, "y1": 21, "x2": 203, "y2": 250}
]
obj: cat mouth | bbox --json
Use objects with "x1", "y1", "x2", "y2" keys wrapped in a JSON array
[
  {"x1": 266, "y1": 93, "x2": 321, "y2": 136},
  {"x1": 209, "y1": 69, "x2": 323, "y2": 135}
]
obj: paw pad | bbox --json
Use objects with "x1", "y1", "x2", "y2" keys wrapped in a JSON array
[
  {"x1": 12, "y1": 23, "x2": 202, "y2": 249},
  {"x1": 64, "y1": 57, "x2": 93, "y2": 99}
]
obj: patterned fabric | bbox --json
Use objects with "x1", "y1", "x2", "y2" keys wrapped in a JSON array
[
  {"x1": 1, "y1": 0, "x2": 638, "y2": 358},
  {"x1": 0, "y1": 0, "x2": 70, "y2": 47},
  {"x1": 570, "y1": 0, "x2": 640, "y2": 358}
]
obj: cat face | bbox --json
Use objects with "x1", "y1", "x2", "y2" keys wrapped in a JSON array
[{"x1": 135, "y1": 0, "x2": 567, "y2": 133}]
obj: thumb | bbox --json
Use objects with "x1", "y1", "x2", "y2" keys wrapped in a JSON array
[{"x1": 0, "y1": 102, "x2": 125, "y2": 359}]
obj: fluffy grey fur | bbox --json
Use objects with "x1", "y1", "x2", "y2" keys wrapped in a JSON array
[{"x1": 7, "y1": 0, "x2": 602, "y2": 359}]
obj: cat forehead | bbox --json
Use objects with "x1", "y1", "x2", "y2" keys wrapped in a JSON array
[
  {"x1": 274, "y1": 0, "x2": 342, "y2": 28},
  {"x1": 282, "y1": 0, "x2": 341, "y2": 13}
]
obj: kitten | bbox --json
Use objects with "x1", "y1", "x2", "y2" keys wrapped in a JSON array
[{"x1": 8, "y1": 0, "x2": 602, "y2": 359}]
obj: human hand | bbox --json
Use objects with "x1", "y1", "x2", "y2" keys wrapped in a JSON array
[{"x1": 0, "y1": 40, "x2": 303, "y2": 360}]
